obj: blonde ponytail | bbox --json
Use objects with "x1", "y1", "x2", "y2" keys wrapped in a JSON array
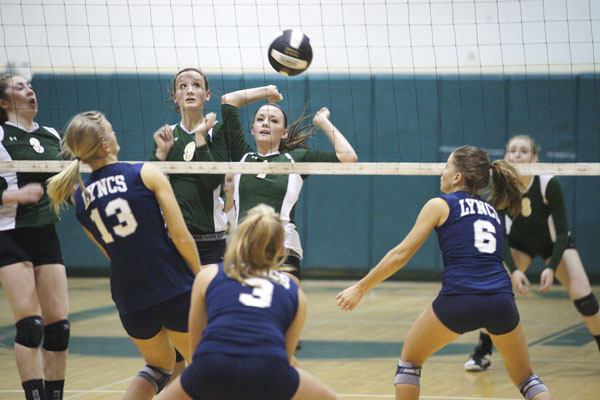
[
  {"x1": 46, "y1": 111, "x2": 112, "y2": 214},
  {"x1": 46, "y1": 159, "x2": 86, "y2": 214}
]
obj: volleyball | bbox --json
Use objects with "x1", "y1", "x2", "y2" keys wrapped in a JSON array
[{"x1": 268, "y1": 29, "x2": 313, "y2": 76}]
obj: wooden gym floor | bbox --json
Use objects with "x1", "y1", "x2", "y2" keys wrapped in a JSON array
[{"x1": 0, "y1": 278, "x2": 598, "y2": 399}]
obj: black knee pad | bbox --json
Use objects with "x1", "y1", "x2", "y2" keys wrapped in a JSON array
[
  {"x1": 574, "y1": 293, "x2": 599, "y2": 316},
  {"x1": 15, "y1": 316, "x2": 44, "y2": 348},
  {"x1": 43, "y1": 319, "x2": 70, "y2": 351}
]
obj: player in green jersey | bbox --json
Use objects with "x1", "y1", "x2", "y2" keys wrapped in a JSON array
[
  {"x1": 151, "y1": 68, "x2": 278, "y2": 375},
  {"x1": 0, "y1": 74, "x2": 69, "y2": 400},
  {"x1": 151, "y1": 68, "x2": 226, "y2": 264},
  {"x1": 220, "y1": 85, "x2": 358, "y2": 282},
  {"x1": 465, "y1": 135, "x2": 600, "y2": 372}
]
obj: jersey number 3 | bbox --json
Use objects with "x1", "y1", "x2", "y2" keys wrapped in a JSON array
[
  {"x1": 473, "y1": 219, "x2": 496, "y2": 254},
  {"x1": 239, "y1": 278, "x2": 274, "y2": 308},
  {"x1": 89, "y1": 198, "x2": 139, "y2": 244}
]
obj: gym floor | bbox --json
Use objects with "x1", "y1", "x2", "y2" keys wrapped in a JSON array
[{"x1": 1, "y1": 278, "x2": 598, "y2": 399}]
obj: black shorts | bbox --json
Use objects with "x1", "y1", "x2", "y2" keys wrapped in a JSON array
[
  {"x1": 119, "y1": 291, "x2": 191, "y2": 339},
  {"x1": 195, "y1": 238, "x2": 226, "y2": 265},
  {"x1": 181, "y1": 353, "x2": 300, "y2": 400},
  {"x1": 509, "y1": 235, "x2": 576, "y2": 260},
  {"x1": 432, "y1": 293, "x2": 520, "y2": 335},
  {"x1": 0, "y1": 224, "x2": 64, "y2": 268},
  {"x1": 284, "y1": 250, "x2": 301, "y2": 280}
]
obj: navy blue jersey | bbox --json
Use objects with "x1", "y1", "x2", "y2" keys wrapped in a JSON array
[
  {"x1": 75, "y1": 163, "x2": 194, "y2": 314},
  {"x1": 436, "y1": 191, "x2": 512, "y2": 295},
  {"x1": 195, "y1": 264, "x2": 299, "y2": 361}
]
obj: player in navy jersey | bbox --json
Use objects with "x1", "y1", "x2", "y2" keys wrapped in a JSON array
[
  {"x1": 336, "y1": 146, "x2": 552, "y2": 400},
  {"x1": 465, "y1": 135, "x2": 600, "y2": 371},
  {"x1": 46, "y1": 111, "x2": 202, "y2": 400},
  {"x1": 158, "y1": 204, "x2": 337, "y2": 400},
  {"x1": 0, "y1": 74, "x2": 69, "y2": 400}
]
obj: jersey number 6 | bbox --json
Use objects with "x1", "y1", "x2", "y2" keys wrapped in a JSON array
[
  {"x1": 473, "y1": 219, "x2": 496, "y2": 254},
  {"x1": 89, "y1": 198, "x2": 139, "y2": 244}
]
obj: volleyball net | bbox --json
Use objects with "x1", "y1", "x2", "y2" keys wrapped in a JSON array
[
  {"x1": 1, "y1": 0, "x2": 599, "y2": 174},
  {"x1": 2, "y1": 0, "x2": 600, "y2": 275}
]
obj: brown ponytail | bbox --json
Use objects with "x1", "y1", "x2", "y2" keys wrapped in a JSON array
[
  {"x1": 452, "y1": 145, "x2": 523, "y2": 217},
  {"x1": 489, "y1": 160, "x2": 523, "y2": 218}
]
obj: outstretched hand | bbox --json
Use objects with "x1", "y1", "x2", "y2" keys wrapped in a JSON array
[
  {"x1": 312, "y1": 107, "x2": 331, "y2": 128},
  {"x1": 153, "y1": 124, "x2": 174, "y2": 160},
  {"x1": 539, "y1": 267, "x2": 554, "y2": 293},
  {"x1": 512, "y1": 269, "x2": 530, "y2": 294},
  {"x1": 336, "y1": 284, "x2": 364, "y2": 311},
  {"x1": 266, "y1": 85, "x2": 283, "y2": 103}
]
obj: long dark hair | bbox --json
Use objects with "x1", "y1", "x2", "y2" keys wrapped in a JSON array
[
  {"x1": 261, "y1": 103, "x2": 317, "y2": 152},
  {"x1": 452, "y1": 145, "x2": 523, "y2": 217},
  {"x1": 0, "y1": 74, "x2": 16, "y2": 124}
]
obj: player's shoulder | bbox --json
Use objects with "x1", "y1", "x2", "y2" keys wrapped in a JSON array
[{"x1": 41, "y1": 126, "x2": 60, "y2": 140}]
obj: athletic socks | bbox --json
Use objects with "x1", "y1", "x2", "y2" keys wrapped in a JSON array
[
  {"x1": 45, "y1": 380, "x2": 64, "y2": 400},
  {"x1": 474, "y1": 331, "x2": 493, "y2": 355},
  {"x1": 22, "y1": 379, "x2": 47, "y2": 400}
]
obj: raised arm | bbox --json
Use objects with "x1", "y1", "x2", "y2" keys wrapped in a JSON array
[
  {"x1": 336, "y1": 197, "x2": 448, "y2": 311},
  {"x1": 312, "y1": 107, "x2": 357, "y2": 163},
  {"x1": 218, "y1": 86, "x2": 282, "y2": 162},
  {"x1": 140, "y1": 163, "x2": 201, "y2": 274},
  {"x1": 221, "y1": 85, "x2": 283, "y2": 108}
]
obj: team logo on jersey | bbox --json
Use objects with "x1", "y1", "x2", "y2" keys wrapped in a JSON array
[
  {"x1": 9, "y1": 136, "x2": 17, "y2": 142},
  {"x1": 29, "y1": 138, "x2": 44, "y2": 153},
  {"x1": 521, "y1": 196, "x2": 532, "y2": 217},
  {"x1": 183, "y1": 142, "x2": 195, "y2": 161}
]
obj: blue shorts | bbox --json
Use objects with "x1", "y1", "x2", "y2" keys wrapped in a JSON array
[
  {"x1": 432, "y1": 293, "x2": 520, "y2": 335},
  {"x1": 181, "y1": 353, "x2": 300, "y2": 400},
  {"x1": 0, "y1": 224, "x2": 64, "y2": 267},
  {"x1": 119, "y1": 291, "x2": 191, "y2": 339}
]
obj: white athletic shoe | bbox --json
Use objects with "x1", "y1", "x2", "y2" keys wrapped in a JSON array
[{"x1": 464, "y1": 353, "x2": 491, "y2": 372}]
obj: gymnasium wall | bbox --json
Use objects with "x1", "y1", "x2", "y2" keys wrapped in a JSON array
[{"x1": 33, "y1": 73, "x2": 600, "y2": 281}]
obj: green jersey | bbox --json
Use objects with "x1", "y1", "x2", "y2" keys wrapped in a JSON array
[
  {"x1": 0, "y1": 122, "x2": 61, "y2": 230},
  {"x1": 150, "y1": 105, "x2": 248, "y2": 235},
  {"x1": 151, "y1": 121, "x2": 226, "y2": 235},
  {"x1": 232, "y1": 149, "x2": 339, "y2": 258},
  {"x1": 505, "y1": 175, "x2": 569, "y2": 270}
]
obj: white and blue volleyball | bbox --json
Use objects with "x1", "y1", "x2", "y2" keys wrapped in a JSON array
[{"x1": 268, "y1": 29, "x2": 313, "y2": 76}]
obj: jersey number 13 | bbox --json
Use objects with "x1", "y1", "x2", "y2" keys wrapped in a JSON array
[{"x1": 89, "y1": 198, "x2": 139, "y2": 244}]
